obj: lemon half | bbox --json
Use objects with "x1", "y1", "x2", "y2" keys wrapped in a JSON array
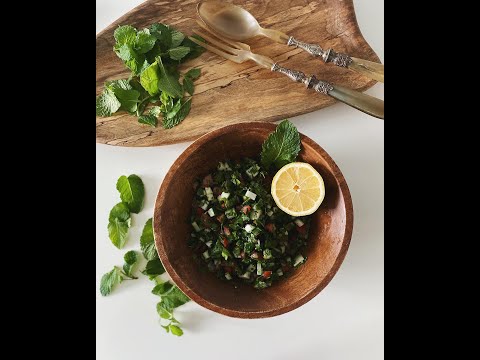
[{"x1": 271, "y1": 162, "x2": 325, "y2": 216}]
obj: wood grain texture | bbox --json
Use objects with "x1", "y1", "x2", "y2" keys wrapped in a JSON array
[
  {"x1": 96, "y1": 0, "x2": 379, "y2": 147},
  {"x1": 153, "y1": 122, "x2": 353, "y2": 318}
]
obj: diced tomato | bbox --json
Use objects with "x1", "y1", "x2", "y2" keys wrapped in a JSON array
[
  {"x1": 250, "y1": 252, "x2": 259, "y2": 259},
  {"x1": 221, "y1": 203, "x2": 226, "y2": 209},
  {"x1": 296, "y1": 225, "x2": 306, "y2": 234},
  {"x1": 201, "y1": 213, "x2": 211, "y2": 226},
  {"x1": 242, "y1": 205, "x2": 252, "y2": 214},
  {"x1": 216, "y1": 214, "x2": 225, "y2": 223},
  {"x1": 221, "y1": 237, "x2": 229, "y2": 248},
  {"x1": 265, "y1": 223, "x2": 275, "y2": 233},
  {"x1": 240, "y1": 251, "x2": 246, "y2": 259},
  {"x1": 196, "y1": 207, "x2": 204, "y2": 216},
  {"x1": 202, "y1": 174, "x2": 213, "y2": 187},
  {"x1": 262, "y1": 271, "x2": 272, "y2": 278},
  {"x1": 282, "y1": 264, "x2": 291, "y2": 273},
  {"x1": 224, "y1": 226, "x2": 231, "y2": 236}
]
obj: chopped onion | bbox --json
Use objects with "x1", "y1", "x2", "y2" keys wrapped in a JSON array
[
  {"x1": 205, "y1": 240, "x2": 213, "y2": 248},
  {"x1": 294, "y1": 219, "x2": 304, "y2": 227},
  {"x1": 202, "y1": 250, "x2": 210, "y2": 259},
  {"x1": 245, "y1": 190, "x2": 257, "y2": 200},
  {"x1": 225, "y1": 273, "x2": 232, "y2": 280},
  {"x1": 205, "y1": 187, "x2": 214, "y2": 201},
  {"x1": 207, "y1": 208, "x2": 215, "y2": 217},
  {"x1": 244, "y1": 224, "x2": 255, "y2": 233}
]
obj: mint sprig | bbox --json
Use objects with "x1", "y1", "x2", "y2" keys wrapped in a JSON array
[
  {"x1": 96, "y1": 23, "x2": 204, "y2": 129},
  {"x1": 260, "y1": 120, "x2": 301, "y2": 169}
]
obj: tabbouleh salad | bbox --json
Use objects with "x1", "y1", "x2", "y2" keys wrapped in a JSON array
[{"x1": 188, "y1": 158, "x2": 310, "y2": 289}]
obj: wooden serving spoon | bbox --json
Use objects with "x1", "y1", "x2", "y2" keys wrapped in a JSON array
[{"x1": 197, "y1": 0, "x2": 384, "y2": 83}]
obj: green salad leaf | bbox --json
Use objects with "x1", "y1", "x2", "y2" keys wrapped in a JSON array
[
  {"x1": 261, "y1": 120, "x2": 301, "y2": 169},
  {"x1": 116, "y1": 174, "x2": 145, "y2": 213},
  {"x1": 142, "y1": 258, "x2": 165, "y2": 276},
  {"x1": 123, "y1": 250, "x2": 138, "y2": 278},
  {"x1": 140, "y1": 218, "x2": 159, "y2": 260},
  {"x1": 100, "y1": 267, "x2": 124, "y2": 296},
  {"x1": 108, "y1": 203, "x2": 131, "y2": 249}
]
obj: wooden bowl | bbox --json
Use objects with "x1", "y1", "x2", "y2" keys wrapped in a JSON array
[{"x1": 153, "y1": 122, "x2": 353, "y2": 318}]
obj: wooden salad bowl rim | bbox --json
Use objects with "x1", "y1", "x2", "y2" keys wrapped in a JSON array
[{"x1": 153, "y1": 122, "x2": 353, "y2": 318}]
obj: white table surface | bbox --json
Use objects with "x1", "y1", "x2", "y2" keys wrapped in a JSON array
[{"x1": 96, "y1": 1, "x2": 384, "y2": 359}]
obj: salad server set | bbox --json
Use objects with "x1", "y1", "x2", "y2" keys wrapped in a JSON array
[{"x1": 192, "y1": 0, "x2": 384, "y2": 119}]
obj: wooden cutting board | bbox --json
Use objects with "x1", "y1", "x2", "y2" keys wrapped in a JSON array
[{"x1": 96, "y1": 0, "x2": 380, "y2": 147}]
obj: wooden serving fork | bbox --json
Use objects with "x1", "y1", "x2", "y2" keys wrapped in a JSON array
[{"x1": 190, "y1": 24, "x2": 384, "y2": 119}]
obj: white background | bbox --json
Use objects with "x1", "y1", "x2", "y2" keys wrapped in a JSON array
[{"x1": 96, "y1": 1, "x2": 384, "y2": 359}]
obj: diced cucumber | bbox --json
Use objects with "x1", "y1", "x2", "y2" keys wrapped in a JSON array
[
  {"x1": 293, "y1": 254, "x2": 305, "y2": 267},
  {"x1": 225, "y1": 208, "x2": 236, "y2": 219},
  {"x1": 276, "y1": 268, "x2": 284, "y2": 276},
  {"x1": 225, "y1": 273, "x2": 232, "y2": 280},
  {"x1": 257, "y1": 262, "x2": 262, "y2": 275},
  {"x1": 294, "y1": 219, "x2": 304, "y2": 227},
  {"x1": 202, "y1": 250, "x2": 210, "y2": 259},
  {"x1": 192, "y1": 222, "x2": 201, "y2": 232},
  {"x1": 207, "y1": 208, "x2": 215, "y2": 217}
]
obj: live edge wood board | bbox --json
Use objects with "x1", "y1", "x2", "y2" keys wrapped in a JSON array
[{"x1": 96, "y1": 0, "x2": 380, "y2": 147}]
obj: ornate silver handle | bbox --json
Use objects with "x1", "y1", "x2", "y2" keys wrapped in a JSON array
[
  {"x1": 287, "y1": 37, "x2": 353, "y2": 68},
  {"x1": 271, "y1": 63, "x2": 384, "y2": 119}
]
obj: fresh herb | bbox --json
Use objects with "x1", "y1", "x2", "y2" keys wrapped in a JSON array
[
  {"x1": 123, "y1": 250, "x2": 138, "y2": 278},
  {"x1": 153, "y1": 281, "x2": 190, "y2": 336},
  {"x1": 96, "y1": 23, "x2": 204, "y2": 129},
  {"x1": 116, "y1": 174, "x2": 145, "y2": 213},
  {"x1": 140, "y1": 218, "x2": 158, "y2": 260},
  {"x1": 100, "y1": 265, "x2": 137, "y2": 296},
  {"x1": 108, "y1": 202, "x2": 131, "y2": 249},
  {"x1": 261, "y1": 120, "x2": 301, "y2": 169},
  {"x1": 100, "y1": 174, "x2": 191, "y2": 336},
  {"x1": 142, "y1": 258, "x2": 166, "y2": 276}
]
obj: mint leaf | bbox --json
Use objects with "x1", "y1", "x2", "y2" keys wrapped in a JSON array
[
  {"x1": 260, "y1": 120, "x2": 301, "y2": 169},
  {"x1": 138, "y1": 114, "x2": 157, "y2": 127},
  {"x1": 140, "y1": 218, "x2": 159, "y2": 260},
  {"x1": 171, "y1": 30, "x2": 185, "y2": 47},
  {"x1": 107, "y1": 80, "x2": 140, "y2": 113},
  {"x1": 135, "y1": 29, "x2": 156, "y2": 54},
  {"x1": 138, "y1": 106, "x2": 161, "y2": 127},
  {"x1": 183, "y1": 77, "x2": 194, "y2": 96},
  {"x1": 149, "y1": 106, "x2": 162, "y2": 117},
  {"x1": 123, "y1": 250, "x2": 138, "y2": 278},
  {"x1": 116, "y1": 44, "x2": 135, "y2": 61},
  {"x1": 181, "y1": 35, "x2": 206, "y2": 61},
  {"x1": 152, "y1": 282, "x2": 174, "y2": 296},
  {"x1": 185, "y1": 68, "x2": 201, "y2": 80},
  {"x1": 116, "y1": 174, "x2": 145, "y2": 213},
  {"x1": 157, "y1": 57, "x2": 183, "y2": 98},
  {"x1": 108, "y1": 202, "x2": 131, "y2": 249},
  {"x1": 142, "y1": 258, "x2": 165, "y2": 276},
  {"x1": 157, "y1": 302, "x2": 173, "y2": 319},
  {"x1": 96, "y1": 89, "x2": 121, "y2": 117},
  {"x1": 114, "y1": 25, "x2": 137, "y2": 45},
  {"x1": 162, "y1": 98, "x2": 191, "y2": 129},
  {"x1": 169, "y1": 325, "x2": 183, "y2": 336},
  {"x1": 100, "y1": 267, "x2": 123, "y2": 296},
  {"x1": 168, "y1": 46, "x2": 190, "y2": 61},
  {"x1": 149, "y1": 23, "x2": 172, "y2": 50},
  {"x1": 140, "y1": 62, "x2": 160, "y2": 96},
  {"x1": 160, "y1": 287, "x2": 190, "y2": 310}
]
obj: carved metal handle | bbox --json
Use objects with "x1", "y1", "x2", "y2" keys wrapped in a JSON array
[
  {"x1": 287, "y1": 37, "x2": 353, "y2": 67},
  {"x1": 271, "y1": 63, "x2": 333, "y2": 94},
  {"x1": 271, "y1": 63, "x2": 384, "y2": 119}
]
